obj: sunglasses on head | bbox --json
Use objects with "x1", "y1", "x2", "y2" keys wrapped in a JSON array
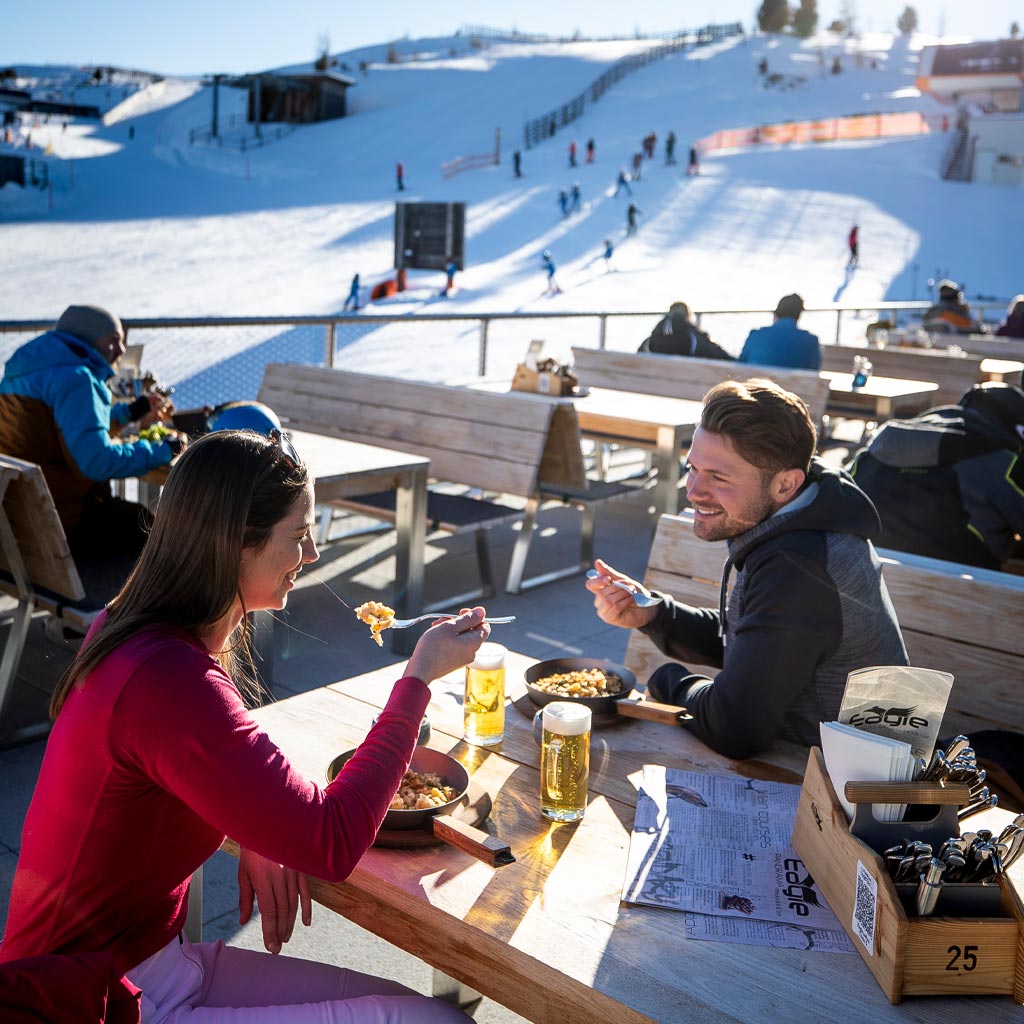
[{"x1": 268, "y1": 428, "x2": 302, "y2": 470}]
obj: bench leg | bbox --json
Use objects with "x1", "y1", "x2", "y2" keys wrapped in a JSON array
[
  {"x1": 184, "y1": 863, "x2": 203, "y2": 944},
  {"x1": 0, "y1": 496, "x2": 48, "y2": 744},
  {"x1": 505, "y1": 497, "x2": 540, "y2": 595},
  {"x1": 431, "y1": 968, "x2": 482, "y2": 1014},
  {"x1": 507, "y1": 495, "x2": 595, "y2": 594},
  {"x1": 0, "y1": 600, "x2": 39, "y2": 742},
  {"x1": 423, "y1": 528, "x2": 496, "y2": 612}
]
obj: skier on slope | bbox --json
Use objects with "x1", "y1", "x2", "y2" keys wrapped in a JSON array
[{"x1": 542, "y1": 250, "x2": 562, "y2": 294}]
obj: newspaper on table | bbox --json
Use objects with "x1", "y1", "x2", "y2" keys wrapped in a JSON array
[{"x1": 623, "y1": 765, "x2": 855, "y2": 953}]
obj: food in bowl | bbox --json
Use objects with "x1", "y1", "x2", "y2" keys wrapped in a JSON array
[
  {"x1": 390, "y1": 768, "x2": 458, "y2": 810},
  {"x1": 529, "y1": 667, "x2": 623, "y2": 698},
  {"x1": 354, "y1": 601, "x2": 395, "y2": 646}
]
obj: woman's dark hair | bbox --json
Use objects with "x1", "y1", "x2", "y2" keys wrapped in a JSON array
[
  {"x1": 50, "y1": 429, "x2": 308, "y2": 718},
  {"x1": 701, "y1": 379, "x2": 816, "y2": 476}
]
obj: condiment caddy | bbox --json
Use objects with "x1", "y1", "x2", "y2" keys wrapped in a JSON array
[{"x1": 791, "y1": 747, "x2": 1024, "y2": 1004}]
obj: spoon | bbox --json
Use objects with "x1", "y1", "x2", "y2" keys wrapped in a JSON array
[{"x1": 585, "y1": 569, "x2": 662, "y2": 608}]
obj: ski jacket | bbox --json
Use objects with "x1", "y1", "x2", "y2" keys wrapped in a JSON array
[
  {"x1": 996, "y1": 310, "x2": 1024, "y2": 339},
  {"x1": 850, "y1": 405, "x2": 1024, "y2": 568},
  {"x1": 639, "y1": 461, "x2": 907, "y2": 758},
  {"x1": 921, "y1": 299, "x2": 983, "y2": 335},
  {"x1": 738, "y1": 318, "x2": 821, "y2": 370},
  {"x1": 0, "y1": 331, "x2": 173, "y2": 528},
  {"x1": 639, "y1": 313, "x2": 733, "y2": 360}
]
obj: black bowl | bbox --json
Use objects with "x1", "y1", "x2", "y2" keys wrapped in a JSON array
[
  {"x1": 524, "y1": 657, "x2": 637, "y2": 712},
  {"x1": 327, "y1": 746, "x2": 470, "y2": 830}
]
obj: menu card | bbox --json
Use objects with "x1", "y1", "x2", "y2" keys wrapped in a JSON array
[
  {"x1": 623, "y1": 766, "x2": 855, "y2": 953},
  {"x1": 820, "y1": 720, "x2": 915, "y2": 823}
]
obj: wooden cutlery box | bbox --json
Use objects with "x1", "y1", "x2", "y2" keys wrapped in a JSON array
[{"x1": 791, "y1": 747, "x2": 1024, "y2": 1003}]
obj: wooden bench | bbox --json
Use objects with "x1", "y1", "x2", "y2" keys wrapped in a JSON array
[
  {"x1": 820, "y1": 345, "x2": 983, "y2": 406},
  {"x1": 959, "y1": 334, "x2": 1024, "y2": 361},
  {"x1": 0, "y1": 456, "x2": 136, "y2": 742},
  {"x1": 258, "y1": 363, "x2": 630, "y2": 602},
  {"x1": 570, "y1": 347, "x2": 831, "y2": 429},
  {"x1": 623, "y1": 512, "x2": 1024, "y2": 742}
]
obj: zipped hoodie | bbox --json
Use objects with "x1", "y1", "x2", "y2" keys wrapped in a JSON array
[
  {"x1": 0, "y1": 330, "x2": 173, "y2": 527},
  {"x1": 640, "y1": 460, "x2": 908, "y2": 758}
]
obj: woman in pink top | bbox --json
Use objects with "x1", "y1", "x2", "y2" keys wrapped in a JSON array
[{"x1": 1, "y1": 429, "x2": 488, "y2": 1023}]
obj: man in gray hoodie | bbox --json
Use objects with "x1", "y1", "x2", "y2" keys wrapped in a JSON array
[{"x1": 587, "y1": 378, "x2": 907, "y2": 759}]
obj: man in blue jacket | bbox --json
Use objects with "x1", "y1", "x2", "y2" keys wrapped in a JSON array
[
  {"x1": 738, "y1": 293, "x2": 821, "y2": 370},
  {"x1": 0, "y1": 305, "x2": 180, "y2": 559}
]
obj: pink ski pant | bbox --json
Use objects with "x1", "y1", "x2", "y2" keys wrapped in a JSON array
[{"x1": 126, "y1": 935, "x2": 473, "y2": 1024}]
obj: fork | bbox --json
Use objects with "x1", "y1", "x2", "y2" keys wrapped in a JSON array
[
  {"x1": 389, "y1": 614, "x2": 516, "y2": 629},
  {"x1": 585, "y1": 569, "x2": 663, "y2": 608}
]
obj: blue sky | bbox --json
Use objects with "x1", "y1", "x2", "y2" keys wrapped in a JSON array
[{"x1": 2, "y1": 1, "x2": 1018, "y2": 75}]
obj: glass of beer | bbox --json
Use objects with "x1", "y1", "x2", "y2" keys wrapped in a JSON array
[
  {"x1": 464, "y1": 642, "x2": 506, "y2": 746},
  {"x1": 540, "y1": 702, "x2": 591, "y2": 822}
]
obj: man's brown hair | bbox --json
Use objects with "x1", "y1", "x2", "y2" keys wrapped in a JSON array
[{"x1": 701, "y1": 379, "x2": 816, "y2": 475}]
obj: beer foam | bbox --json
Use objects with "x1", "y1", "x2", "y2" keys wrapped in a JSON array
[
  {"x1": 471, "y1": 642, "x2": 507, "y2": 671},
  {"x1": 542, "y1": 701, "x2": 592, "y2": 736}
]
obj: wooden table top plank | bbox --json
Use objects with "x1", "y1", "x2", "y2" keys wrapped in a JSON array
[
  {"x1": 249, "y1": 657, "x2": 1024, "y2": 1022},
  {"x1": 820, "y1": 371, "x2": 939, "y2": 399}
]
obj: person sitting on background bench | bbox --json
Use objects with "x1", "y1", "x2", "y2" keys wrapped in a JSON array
[
  {"x1": 0, "y1": 429, "x2": 487, "y2": 1023},
  {"x1": 737, "y1": 293, "x2": 821, "y2": 370},
  {"x1": 586, "y1": 378, "x2": 907, "y2": 759},
  {"x1": 849, "y1": 382, "x2": 1024, "y2": 570},
  {"x1": 996, "y1": 294, "x2": 1024, "y2": 339},
  {"x1": 0, "y1": 304, "x2": 182, "y2": 560},
  {"x1": 921, "y1": 279, "x2": 985, "y2": 335},
  {"x1": 638, "y1": 301, "x2": 733, "y2": 360}
]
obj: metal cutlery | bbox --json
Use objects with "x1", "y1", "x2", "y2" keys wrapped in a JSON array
[
  {"x1": 585, "y1": 569, "x2": 663, "y2": 608},
  {"x1": 388, "y1": 614, "x2": 516, "y2": 629}
]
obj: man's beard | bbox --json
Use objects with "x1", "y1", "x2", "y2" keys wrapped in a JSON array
[{"x1": 691, "y1": 486, "x2": 778, "y2": 543}]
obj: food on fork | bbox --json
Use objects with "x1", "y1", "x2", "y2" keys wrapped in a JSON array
[
  {"x1": 530, "y1": 667, "x2": 622, "y2": 698},
  {"x1": 389, "y1": 768, "x2": 458, "y2": 810},
  {"x1": 354, "y1": 601, "x2": 395, "y2": 646}
]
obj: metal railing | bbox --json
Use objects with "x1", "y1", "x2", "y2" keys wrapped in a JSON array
[
  {"x1": 523, "y1": 23, "x2": 743, "y2": 149},
  {"x1": 6, "y1": 301, "x2": 996, "y2": 413},
  {"x1": 941, "y1": 127, "x2": 971, "y2": 181}
]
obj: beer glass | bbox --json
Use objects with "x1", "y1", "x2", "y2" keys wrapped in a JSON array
[
  {"x1": 464, "y1": 642, "x2": 506, "y2": 746},
  {"x1": 540, "y1": 702, "x2": 591, "y2": 822}
]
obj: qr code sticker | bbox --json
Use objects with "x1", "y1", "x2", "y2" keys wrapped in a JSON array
[{"x1": 853, "y1": 860, "x2": 877, "y2": 955}]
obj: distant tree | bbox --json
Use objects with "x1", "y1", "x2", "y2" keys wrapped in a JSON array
[
  {"x1": 91, "y1": 67, "x2": 103, "y2": 83},
  {"x1": 897, "y1": 6, "x2": 918, "y2": 34},
  {"x1": 793, "y1": 0, "x2": 818, "y2": 37},
  {"x1": 387, "y1": 43, "x2": 400, "y2": 63},
  {"x1": 1011, "y1": 21, "x2": 1021, "y2": 39},
  {"x1": 0, "y1": 67, "x2": 17, "y2": 81},
  {"x1": 758, "y1": 0, "x2": 790, "y2": 34},
  {"x1": 314, "y1": 32, "x2": 330, "y2": 72},
  {"x1": 827, "y1": 19, "x2": 847, "y2": 33},
  {"x1": 839, "y1": 0, "x2": 858, "y2": 35}
]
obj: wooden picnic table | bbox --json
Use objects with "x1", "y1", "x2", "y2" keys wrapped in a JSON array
[
  {"x1": 821, "y1": 371, "x2": 939, "y2": 422},
  {"x1": 244, "y1": 651, "x2": 1024, "y2": 1023},
  {"x1": 571, "y1": 387, "x2": 702, "y2": 518},
  {"x1": 467, "y1": 381, "x2": 703, "y2": 518}
]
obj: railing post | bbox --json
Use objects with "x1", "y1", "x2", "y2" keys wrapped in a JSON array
[
  {"x1": 325, "y1": 323, "x2": 336, "y2": 368},
  {"x1": 478, "y1": 319, "x2": 489, "y2": 377},
  {"x1": 598, "y1": 315, "x2": 607, "y2": 350},
  {"x1": 835, "y1": 309, "x2": 842, "y2": 347}
]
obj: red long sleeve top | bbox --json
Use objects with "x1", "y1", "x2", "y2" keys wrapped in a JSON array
[{"x1": 0, "y1": 625, "x2": 428, "y2": 974}]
